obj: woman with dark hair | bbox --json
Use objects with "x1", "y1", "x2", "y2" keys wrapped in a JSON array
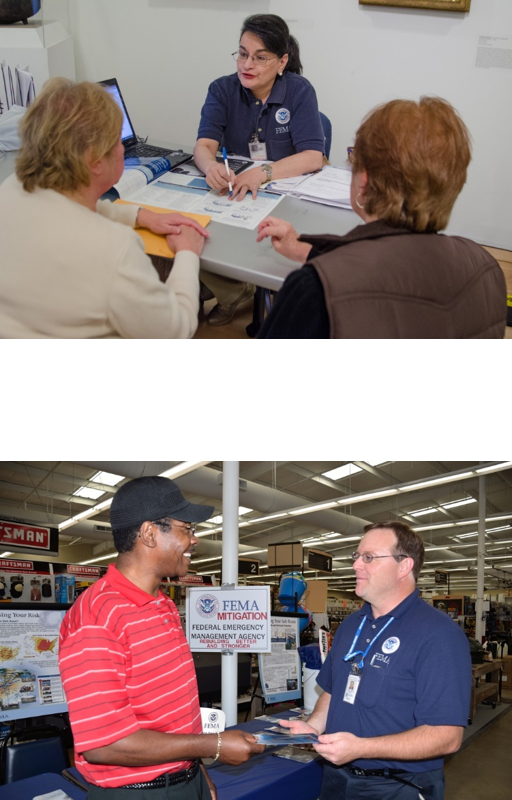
[
  {"x1": 257, "y1": 96, "x2": 506, "y2": 339},
  {"x1": 194, "y1": 14, "x2": 324, "y2": 326}
]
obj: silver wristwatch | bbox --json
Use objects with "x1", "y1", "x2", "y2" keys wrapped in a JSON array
[{"x1": 260, "y1": 163, "x2": 273, "y2": 182}]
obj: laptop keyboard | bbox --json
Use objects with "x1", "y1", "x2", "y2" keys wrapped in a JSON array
[{"x1": 126, "y1": 143, "x2": 173, "y2": 158}]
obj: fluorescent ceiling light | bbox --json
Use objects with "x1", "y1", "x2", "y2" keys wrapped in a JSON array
[
  {"x1": 0, "y1": 552, "x2": 12, "y2": 557},
  {"x1": 250, "y1": 512, "x2": 288, "y2": 522},
  {"x1": 79, "y1": 552, "x2": 117, "y2": 565},
  {"x1": 410, "y1": 507, "x2": 436, "y2": 517},
  {"x1": 337, "y1": 488, "x2": 399, "y2": 504},
  {"x1": 289, "y1": 501, "x2": 338, "y2": 515},
  {"x1": 442, "y1": 498, "x2": 477, "y2": 510},
  {"x1": 195, "y1": 527, "x2": 222, "y2": 537},
  {"x1": 59, "y1": 498, "x2": 113, "y2": 530},
  {"x1": 398, "y1": 472, "x2": 473, "y2": 491},
  {"x1": 73, "y1": 486, "x2": 105, "y2": 500},
  {"x1": 323, "y1": 464, "x2": 362, "y2": 480},
  {"x1": 91, "y1": 470, "x2": 124, "y2": 486},
  {"x1": 323, "y1": 461, "x2": 385, "y2": 481},
  {"x1": 210, "y1": 506, "x2": 253, "y2": 524},
  {"x1": 475, "y1": 461, "x2": 512, "y2": 474},
  {"x1": 457, "y1": 532, "x2": 479, "y2": 539},
  {"x1": 158, "y1": 461, "x2": 211, "y2": 479}
]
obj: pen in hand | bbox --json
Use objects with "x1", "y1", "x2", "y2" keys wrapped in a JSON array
[{"x1": 222, "y1": 146, "x2": 233, "y2": 197}]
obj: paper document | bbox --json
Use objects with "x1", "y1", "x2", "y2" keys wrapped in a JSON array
[
  {"x1": 254, "y1": 730, "x2": 319, "y2": 745},
  {"x1": 114, "y1": 157, "x2": 174, "y2": 199},
  {"x1": 266, "y1": 166, "x2": 353, "y2": 209},
  {"x1": 125, "y1": 180, "x2": 283, "y2": 230}
]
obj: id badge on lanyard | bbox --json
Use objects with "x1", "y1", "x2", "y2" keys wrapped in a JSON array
[
  {"x1": 343, "y1": 672, "x2": 361, "y2": 704},
  {"x1": 249, "y1": 136, "x2": 267, "y2": 160}
]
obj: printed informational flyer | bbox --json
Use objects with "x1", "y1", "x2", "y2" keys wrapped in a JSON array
[
  {"x1": 0, "y1": 607, "x2": 68, "y2": 722},
  {"x1": 258, "y1": 614, "x2": 301, "y2": 704},
  {"x1": 125, "y1": 178, "x2": 283, "y2": 230}
]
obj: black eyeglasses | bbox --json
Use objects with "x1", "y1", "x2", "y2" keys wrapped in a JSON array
[
  {"x1": 152, "y1": 518, "x2": 196, "y2": 535},
  {"x1": 351, "y1": 552, "x2": 407, "y2": 564}
]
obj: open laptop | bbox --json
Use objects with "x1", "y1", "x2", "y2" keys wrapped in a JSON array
[{"x1": 99, "y1": 78, "x2": 193, "y2": 167}]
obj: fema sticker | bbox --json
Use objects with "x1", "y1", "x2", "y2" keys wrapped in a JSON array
[
  {"x1": 196, "y1": 593, "x2": 219, "y2": 618},
  {"x1": 382, "y1": 636, "x2": 400, "y2": 654},
  {"x1": 275, "y1": 107, "x2": 291, "y2": 125}
]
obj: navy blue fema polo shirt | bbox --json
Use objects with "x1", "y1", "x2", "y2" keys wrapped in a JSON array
[
  {"x1": 196, "y1": 71, "x2": 325, "y2": 161},
  {"x1": 317, "y1": 589, "x2": 472, "y2": 773}
]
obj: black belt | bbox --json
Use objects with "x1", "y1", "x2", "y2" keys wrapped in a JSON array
[
  {"x1": 124, "y1": 760, "x2": 200, "y2": 789},
  {"x1": 345, "y1": 765, "x2": 407, "y2": 777},
  {"x1": 343, "y1": 764, "x2": 423, "y2": 792}
]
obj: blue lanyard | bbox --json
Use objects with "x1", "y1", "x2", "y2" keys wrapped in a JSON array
[{"x1": 343, "y1": 615, "x2": 395, "y2": 670}]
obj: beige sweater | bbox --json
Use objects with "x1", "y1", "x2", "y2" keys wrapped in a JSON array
[{"x1": 0, "y1": 175, "x2": 200, "y2": 338}]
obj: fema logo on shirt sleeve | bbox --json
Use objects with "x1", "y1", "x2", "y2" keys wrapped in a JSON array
[{"x1": 275, "y1": 108, "x2": 291, "y2": 124}]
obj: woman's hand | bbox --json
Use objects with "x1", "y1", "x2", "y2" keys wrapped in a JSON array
[
  {"x1": 231, "y1": 166, "x2": 266, "y2": 201},
  {"x1": 137, "y1": 208, "x2": 210, "y2": 239},
  {"x1": 256, "y1": 216, "x2": 313, "y2": 263},
  {"x1": 204, "y1": 161, "x2": 235, "y2": 192},
  {"x1": 166, "y1": 226, "x2": 207, "y2": 257}
]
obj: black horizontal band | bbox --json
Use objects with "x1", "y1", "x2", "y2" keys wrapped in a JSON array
[
  {"x1": 124, "y1": 760, "x2": 200, "y2": 789},
  {"x1": 344, "y1": 764, "x2": 407, "y2": 777}
]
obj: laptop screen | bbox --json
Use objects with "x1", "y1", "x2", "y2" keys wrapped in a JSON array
[{"x1": 99, "y1": 78, "x2": 138, "y2": 148}]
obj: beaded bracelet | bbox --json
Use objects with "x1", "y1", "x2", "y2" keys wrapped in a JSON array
[{"x1": 211, "y1": 732, "x2": 222, "y2": 762}]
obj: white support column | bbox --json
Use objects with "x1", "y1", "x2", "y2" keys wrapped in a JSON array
[
  {"x1": 221, "y1": 461, "x2": 239, "y2": 727},
  {"x1": 475, "y1": 475, "x2": 486, "y2": 642}
]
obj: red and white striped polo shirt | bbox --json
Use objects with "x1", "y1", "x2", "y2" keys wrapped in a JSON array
[{"x1": 59, "y1": 564, "x2": 202, "y2": 787}]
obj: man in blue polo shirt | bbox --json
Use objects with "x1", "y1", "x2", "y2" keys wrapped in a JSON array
[{"x1": 280, "y1": 521, "x2": 471, "y2": 800}]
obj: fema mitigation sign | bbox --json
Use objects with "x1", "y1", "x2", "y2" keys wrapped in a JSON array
[{"x1": 186, "y1": 586, "x2": 271, "y2": 652}]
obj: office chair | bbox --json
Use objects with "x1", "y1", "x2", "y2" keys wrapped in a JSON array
[
  {"x1": 319, "y1": 112, "x2": 332, "y2": 160},
  {"x1": 0, "y1": 726, "x2": 69, "y2": 784}
]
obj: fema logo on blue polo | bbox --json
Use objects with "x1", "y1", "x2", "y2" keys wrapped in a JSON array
[
  {"x1": 275, "y1": 108, "x2": 291, "y2": 124},
  {"x1": 196, "y1": 593, "x2": 219, "y2": 617},
  {"x1": 382, "y1": 636, "x2": 400, "y2": 654}
]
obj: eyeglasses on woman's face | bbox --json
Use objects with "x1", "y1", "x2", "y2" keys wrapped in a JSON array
[{"x1": 232, "y1": 49, "x2": 277, "y2": 66}]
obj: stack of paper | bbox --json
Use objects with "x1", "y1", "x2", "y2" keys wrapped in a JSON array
[{"x1": 266, "y1": 166, "x2": 353, "y2": 210}]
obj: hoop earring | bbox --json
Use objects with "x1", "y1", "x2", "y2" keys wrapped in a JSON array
[{"x1": 355, "y1": 193, "x2": 365, "y2": 210}]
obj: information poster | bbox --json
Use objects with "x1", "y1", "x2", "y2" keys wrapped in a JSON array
[
  {"x1": 258, "y1": 613, "x2": 302, "y2": 704},
  {"x1": 0, "y1": 606, "x2": 67, "y2": 722},
  {"x1": 186, "y1": 586, "x2": 271, "y2": 652}
]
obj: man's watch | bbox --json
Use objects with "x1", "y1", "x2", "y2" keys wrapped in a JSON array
[{"x1": 260, "y1": 163, "x2": 273, "y2": 183}]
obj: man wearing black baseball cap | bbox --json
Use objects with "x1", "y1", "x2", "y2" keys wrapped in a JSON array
[{"x1": 59, "y1": 476, "x2": 263, "y2": 799}]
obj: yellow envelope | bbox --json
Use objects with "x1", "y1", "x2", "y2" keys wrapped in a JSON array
[{"x1": 115, "y1": 200, "x2": 211, "y2": 258}]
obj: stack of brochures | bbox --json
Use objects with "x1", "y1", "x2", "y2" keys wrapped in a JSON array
[{"x1": 265, "y1": 165, "x2": 352, "y2": 210}]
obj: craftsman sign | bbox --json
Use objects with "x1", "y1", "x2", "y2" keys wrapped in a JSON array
[
  {"x1": 186, "y1": 585, "x2": 271, "y2": 652},
  {"x1": 0, "y1": 520, "x2": 58, "y2": 554}
]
